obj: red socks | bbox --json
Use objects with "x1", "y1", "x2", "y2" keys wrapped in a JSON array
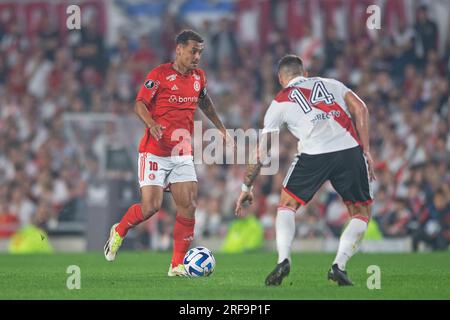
[
  {"x1": 115, "y1": 204, "x2": 145, "y2": 237},
  {"x1": 115, "y1": 206, "x2": 195, "y2": 267},
  {"x1": 171, "y1": 215, "x2": 195, "y2": 267}
]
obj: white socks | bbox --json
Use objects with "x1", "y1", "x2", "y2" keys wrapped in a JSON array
[
  {"x1": 275, "y1": 208, "x2": 368, "y2": 269},
  {"x1": 276, "y1": 207, "x2": 296, "y2": 264},
  {"x1": 333, "y1": 217, "x2": 368, "y2": 270}
]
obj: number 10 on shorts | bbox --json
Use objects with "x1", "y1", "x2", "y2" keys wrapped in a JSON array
[{"x1": 149, "y1": 161, "x2": 158, "y2": 171}]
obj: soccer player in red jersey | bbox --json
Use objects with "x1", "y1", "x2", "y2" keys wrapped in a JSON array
[{"x1": 104, "y1": 30, "x2": 232, "y2": 276}]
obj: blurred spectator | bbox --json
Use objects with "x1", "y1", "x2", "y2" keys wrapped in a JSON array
[
  {"x1": 73, "y1": 18, "x2": 106, "y2": 75},
  {"x1": 297, "y1": 204, "x2": 328, "y2": 239},
  {"x1": 324, "y1": 27, "x2": 344, "y2": 70},
  {"x1": 198, "y1": 20, "x2": 214, "y2": 68},
  {"x1": 414, "y1": 5, "x2": 438, "y2": 66},
  {"x1": 129, "y1": 35, "x2": 158, "y2": 87},
  {"x1": 259, "y1": 194, "x2": 278, "y2": 240},
  {"x1": 9, "y1": 185, "x2": 35, "y2": 226},
  {"x1": 378, "y1": 198, "x2": 411, "y2": 237},
  {"x1": 392, "y1": 19, "x2": 416, "y2": 77},
  {"x1": 412, "y1": 189, "x2": 450, "y2": 251},
  {"x1": 0, "y1": 200, "x2": 20, "y2": 238},
  {"x1": 211, "y1": 17, "x2": 240, "y2": 70},
  {"x1": 293, "y1": 25, "x2": 322, "y2": 69},
  {"x1": 37, "y1": 13, "x2": 59, "y2": 62},
  {"x1": 325, "y1": 193, "x2": 348, "y2": 237}
]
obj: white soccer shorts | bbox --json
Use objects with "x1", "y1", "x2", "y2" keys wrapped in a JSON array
[{"x1": 137, "y1": 153, "x2": 197, "y2": 188}]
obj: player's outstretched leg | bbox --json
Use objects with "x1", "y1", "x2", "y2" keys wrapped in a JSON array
[
  {"x1": 104, "y1": 203, "x2": 144, "y2": 261},
  {"x1": 104, "y1": 186, "x2": 163, "y2": 262},
  {"x1": 328, "y1": 204, "x2": 371, "y2": 286}
]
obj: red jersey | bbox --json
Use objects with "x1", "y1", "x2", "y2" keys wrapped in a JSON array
[{"x1": 136, "y1": 63, "x2": 207, "y2": 157}]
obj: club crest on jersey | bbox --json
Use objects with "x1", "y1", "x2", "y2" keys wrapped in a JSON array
[
  {"x1": 144, "y1": 80, "x2": 155, "y2": 89},
  {"x1": 166, "y1": 74, "x2": 177, "y2": 81},
  {"x1": 194, "y1": 81, "x2": 200, "y2": 92}
]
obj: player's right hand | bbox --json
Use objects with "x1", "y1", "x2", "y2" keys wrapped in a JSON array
[
  {"x1": 235, "y1": 191, "x2": 254, "y2": 217},
  {"x1": 148, "y1": 122, "x2": 165, "y2": 141}
]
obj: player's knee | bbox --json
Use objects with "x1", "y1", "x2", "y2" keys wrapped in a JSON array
[
  {"x1": 278, "y1": 198, "x2": 301, "y2": 211},
  {"x1": 141, "y1": 202, "x2": 160, "y2": 219},
  {"x1": 180, "y1": 203, "x2": 197, "y2": 215},
  {"x1": 349, "y1": 204, "x2": 371, "y2": 222}
]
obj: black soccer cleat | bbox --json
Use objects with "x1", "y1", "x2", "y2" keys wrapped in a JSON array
[
  {"x1": 265, "y1": 259, "x2": 291, "y2": 286},
  {"x1": 327, "y1": 263, "x2": 353, "y2": 286}
]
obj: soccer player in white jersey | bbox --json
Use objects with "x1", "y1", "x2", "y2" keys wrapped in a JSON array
[{"x1": 235, "y1": 55, "x2": 376, "y2": 286}]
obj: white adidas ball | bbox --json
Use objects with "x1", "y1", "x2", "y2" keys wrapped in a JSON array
[{"x1": 183, "y1": 246, "x2": 215, "y2": 277}]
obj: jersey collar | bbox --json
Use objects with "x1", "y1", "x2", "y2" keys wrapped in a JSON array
[{"x1": 287, "y1": 76, "x2": 307, "y2": 87}]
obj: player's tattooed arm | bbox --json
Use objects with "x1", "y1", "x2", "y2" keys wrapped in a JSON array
[
  {"x1": 243, "y1": 132, "x2": 273, "y2": 187},
  {"x1": 198, "y1": 93, "x2": 226, "y2": 133},
  {"x1": 198, "y1": 93, "x2": 234, "y2": 147},
  {"x1": 236, "y1": 132, "x2": 273, "y2": 216},
  {"x1": 243, "y1": 163, "x2": 262, "y2": 187}
]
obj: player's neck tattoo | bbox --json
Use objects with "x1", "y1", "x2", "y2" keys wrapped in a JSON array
[{"x1": 173, "y1": 61, "x2": 189, "y2": 75}]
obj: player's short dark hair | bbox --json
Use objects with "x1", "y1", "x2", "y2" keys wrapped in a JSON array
[
  {"x1": 175, "y1": 30, "x2": 204, "y2": 45},
  {"x1": 277, "y1": 54, "x2": 304, "y2": 76}
]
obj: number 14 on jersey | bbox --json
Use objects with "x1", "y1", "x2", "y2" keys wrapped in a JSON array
[{"x1": 289, "y1": 81, "x2": 335, "y2": 114}]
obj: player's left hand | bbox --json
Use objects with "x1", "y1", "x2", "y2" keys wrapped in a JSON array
[{"x1": 235, "y1": 191, "x2": 254, "y2": 217}]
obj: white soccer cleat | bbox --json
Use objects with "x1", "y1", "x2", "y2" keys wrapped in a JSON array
[
  {"x1": 104, "y1": 223, "x2": 123, "y2": 262},
  {"x1": 168, "y1": 264, "x2": 188, "y2": 277}
]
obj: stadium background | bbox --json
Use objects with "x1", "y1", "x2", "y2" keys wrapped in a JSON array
[{"x1": 0, "y1": 0, "x2": 449, "y2": 255}]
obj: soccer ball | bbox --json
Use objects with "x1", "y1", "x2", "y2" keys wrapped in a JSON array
[{"x1": 183, "y1": 246, "x2": 215, "y2": 277}]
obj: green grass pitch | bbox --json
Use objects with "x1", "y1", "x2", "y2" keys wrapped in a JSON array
[{"x1": 0, "y1": 251, "x2": 449, "y2": 300}]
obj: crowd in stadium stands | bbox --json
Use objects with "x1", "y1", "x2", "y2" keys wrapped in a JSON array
[{"x1": 0, "y1": 1, "x2": 449, "y2": 251}]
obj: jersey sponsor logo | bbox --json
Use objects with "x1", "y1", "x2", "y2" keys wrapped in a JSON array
[
  {"x1": 144, "y1": 79, "x2": 155, "y2": 89},
  {"x1": 169, "y1": 95, "x2": 199, "y2": 104},
  {"x1": 166, "y1": 74, "x2": 177, "y2": 81},
  {"x1": 194, "y1": 81, "x2": 200, "y2": 92},
  {"x1": 171, "y1": 84, "x2": 179, "y2": 91},
  {"x1": 311, "y1": 110, "x2": 341, "y2": 124}
]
